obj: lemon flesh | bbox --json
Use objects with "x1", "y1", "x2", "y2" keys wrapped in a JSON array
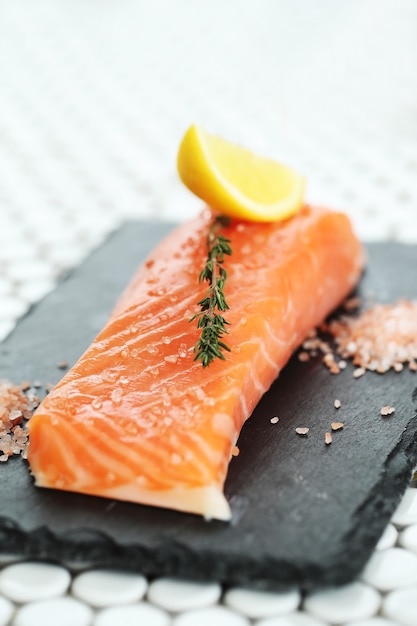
[{"x1": 177, "y1": 125, "x2": 305, "y2": 222}]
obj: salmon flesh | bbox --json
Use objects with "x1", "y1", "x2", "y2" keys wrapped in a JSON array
[{"x1": 28, "y1": 206, "x2": 365, "y2": 520}]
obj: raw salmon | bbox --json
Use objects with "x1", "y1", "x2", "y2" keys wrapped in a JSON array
[{"x1": 28, "y1": 206, "x2": 364, "y2": 520}]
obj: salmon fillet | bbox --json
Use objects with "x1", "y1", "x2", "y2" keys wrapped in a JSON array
[{"x1": 28, "y1": 206, "x2": 365, "y2": 520}]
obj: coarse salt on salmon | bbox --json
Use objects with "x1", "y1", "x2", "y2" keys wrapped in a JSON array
[{"x1": 28, "y1": 206, "x2": 364, "y2": 520}]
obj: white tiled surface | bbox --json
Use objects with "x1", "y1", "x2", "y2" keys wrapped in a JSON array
[{"x1": 0, "y1": 1, "x2": 416, "y2": 624}]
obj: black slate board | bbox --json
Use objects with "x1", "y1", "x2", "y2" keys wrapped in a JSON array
[{"x1": 0, "y1": 223, "x2": 416, "y2": 591}]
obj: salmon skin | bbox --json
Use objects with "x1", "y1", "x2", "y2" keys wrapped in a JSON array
[{"x1": 28, "y1": 206, "x2": 364, "y2": 520}]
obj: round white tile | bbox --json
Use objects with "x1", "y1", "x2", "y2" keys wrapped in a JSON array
[
  {"x1": 0, "y1": 320, "x2": 15, "y2": 342},
  {"x1": 382, "y1": 587, "x2": 417, "y2": 626},
  {"x1": 13, "y1": 596, "x2": 93, "y2": 626},
  {"x1": 72, "y1": 569, "x2": 147, "y2": 608},
  {"x1": 399, "y1": 524, "x2": 417, "y2": 554},
  {"x1": 303, "y1": 582, "x2": 381, "y2": 624},
  {"x1": 172, "y1": 605, "x2": 250, "y2": 626},
  {"x1": 0, "y1": 278, "x2": 12, "y2": 297},
  {"x1": 0, "y1": 295, "x2": 27, "y2": 322},
  {"x1": 343, "y1": 618, "x2": 401, "y2": 626},
  {"x1": 254, "y1": 612, "x2": 327, "y2": 626},
  {"x1": 391, "y1": 489, "x2": 417, "y2": 527},
  {"x1": 224, "y1": 587, "x2": 301, "y2": 619},
  {"x1": 0, "y1": 562, "x2": 70, "y2": 603},
  {"x1": 0, "y1": 596, "x2": 14, "y2": 626},
  {"x1": 93, "y1": 602, "x2": 170, "y2": 626},
  {"x1": 376, "y1": 524, "x2": 398, "y2": 551},
  {"x1": 6, "y1": 258, "x2": 53, "y2": 283},
  {"x1": 18, "y1": 278, "x2": 55, "y2": 304},
  {"x1": 147, "y1": 577, "x2": 221, "y2": 612},
  {"x1": 361, "y1": 547, "x2": 417, "y2": 591}
]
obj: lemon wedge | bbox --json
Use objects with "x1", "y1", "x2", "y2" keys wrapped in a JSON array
[{"x1": 177, "y1": 125, "x2": 305, "y2": 222}]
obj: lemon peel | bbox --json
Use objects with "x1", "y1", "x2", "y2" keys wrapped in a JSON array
[{"x1": 177, "y1": 124, "x2": 305, "y2": 222}]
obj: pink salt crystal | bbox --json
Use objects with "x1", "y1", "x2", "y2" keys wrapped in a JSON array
[
  {"x1": 353, "y1": 367, "x2": 366, "y2": 378},
  {"x1": 380, "y1": 405, "x2": 395, "y2": 416}
]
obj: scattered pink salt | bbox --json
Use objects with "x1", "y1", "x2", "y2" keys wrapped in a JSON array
[
  {"x1": 329, "y1": 300, "x2": 417, "y2": 374},
  {"x1": 0, "y1": 379, "x2": 35, "y2": 461}
]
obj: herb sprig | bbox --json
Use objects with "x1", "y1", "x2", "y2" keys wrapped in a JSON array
[{"x1": 190, "y1": 215, "x2": 232, "y2": 367}]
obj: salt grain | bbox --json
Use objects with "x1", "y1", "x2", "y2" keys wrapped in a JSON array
[
  {"x1": 346, "y1": 341, "x2": 358, "y2": 354},
  {"x1": 331, "y1": 421, "x2": 344, "y2": 431},
  {"x1": 0, "y1": 380, "x2": 33, "y2": 461},
  {"x1": 270, "y1": 416, "x2": 279, "y2": 424},
  {"x1": 295, "y1": 427, "x2": 309, "y2": 436},
  {"x1": 103, "y1": 370, "x2": 117, "y2": 383},
  {"x1": 334, "y1": 399, "x2": 342, "y2": 409},
  {"x1": 353, "y1": 367, "x2": 366, "y2": 378},
  {"x1": 325, "y1": 432, "x2": 333, "y2": 445},
  {"x1": 330, "y1": 300, "x2": 417, "y2": 373},
  {"x1": 111, "y1": 388, "x2": 123, "y2": 405},
  {"x1": 381, "y1": 405, "x2": 395, "y2": 416},
  {"x1": 323, "y1": 353, "x2": 335, "y2": 365},
  {"x1": 178, "y1": 343, "x2": 188, "y2": 358},
  {"x1": 164, "y1": 355, "x2": 178, "y2": 364},
  {"x1": 9, "y1": 409, "x2": 23, "y2": 422}
]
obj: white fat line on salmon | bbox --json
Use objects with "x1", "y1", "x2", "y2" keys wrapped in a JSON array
[
  {"x1": 41, "y1": 426, "x2": 92, "y2": 486},
  {"x1": 108, "y1": 291, "x2": 196, "y2": 333},
  {"x1": 51, "y1": 420, "x2": 135, "y2": 487},
  {"x1": 258, "y1": 341, "x2": 280, "y2": 375},
  {"x1": 72, "y1": 422, "x2": 200, "y2": 486},
  {"x1": 90, "y1": 394, "x2": 231, "y2": 478},
  {"x1": 250, "y1": 371, "x2": 268, "y2": 395},
  {"x1": 59, "y1": 345, "x2": 270, "y2": 415},
  {"x1": 239, "y1": 393, "x2": 250, "y2": 421},
  {"x1": 116, "y1": 286, "x2": 196, "y2": 316},
  {"x1": 212, "y1": 381, "x2": 252, "y2": 419},
  {"x1": 180, "y1": 429, "x2": 229, "y2": 473},
  {"x1": 215, "y1": 394, "x2": 250, "y2": 423},
  {"x1": 79, "y1": 343, "x2": 195, "y2": 385},
  {"x1": 85, "y1": 319, "x2": 195, "y2": 364},
  {"x1": 263, "y1": 320, "x2": 289, "y2": 349}
]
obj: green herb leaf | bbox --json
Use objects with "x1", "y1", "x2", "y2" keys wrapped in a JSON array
[{"x1": 190, "y1": 215, "x2": 232, "y2": 367}]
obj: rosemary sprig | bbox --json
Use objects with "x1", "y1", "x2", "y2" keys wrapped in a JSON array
[{"x1": 190, "y1": 215, "x2": 232, "y2": 367}]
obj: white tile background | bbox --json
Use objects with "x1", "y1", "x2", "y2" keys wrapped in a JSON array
[{"x1": 0, "y1": 1, "x2": 416, "y2": 624}]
